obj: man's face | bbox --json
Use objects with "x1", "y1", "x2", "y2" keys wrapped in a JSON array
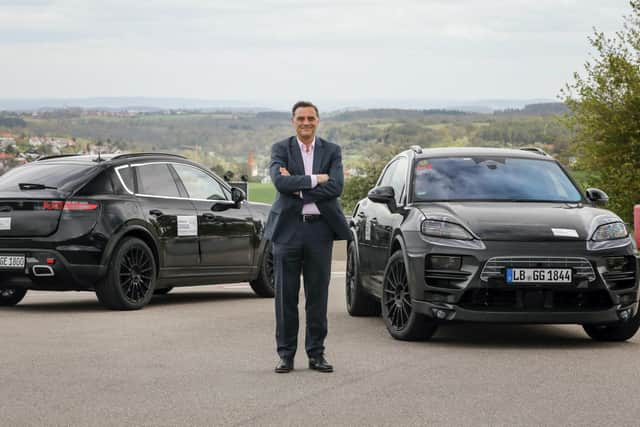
[{"x1": 292, "y1": 106, "x2": 319, "y2": 141}]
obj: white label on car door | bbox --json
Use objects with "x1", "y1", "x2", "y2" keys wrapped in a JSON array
[
  {"x1": 551, "y1": 228, "x2": 579, "y2": 238},
  {"x1": 0, "y1": 217, "x2": 11, "y2": 231},
  {"x1": 177, "y1": 215, "x2": 198, "y2": 236}
]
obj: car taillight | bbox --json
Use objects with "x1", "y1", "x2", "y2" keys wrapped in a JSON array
[
  {"x1": 42, "y1": 201, "x2": 98, "y2": 211},
  {"x1": 42, "y1": 201, "x2": 64, "y2": 210},
  {"x1": 63, "y1": 201, "x2": 98, "y2": 211}
]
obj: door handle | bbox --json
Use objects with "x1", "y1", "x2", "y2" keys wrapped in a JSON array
[
  {"x1": 203, "y1": 213, "x2": 216, "y2": 220},
  {"x1": 370, "y1": 217, "x2": 378, "y2": 223},
  {"x1": 357, "y1": 212, "x2": 366, "y2": 217},
  {"x1": 149, "y1": 209, "x2": 164, "y2": 217}
]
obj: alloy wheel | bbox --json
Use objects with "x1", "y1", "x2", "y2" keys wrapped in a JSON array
[
  {"x1": 265, "y1": 245, "x2": 274, "y2": 290},
  {"x1": 383, "y1": 258, "x2": 412, "y2": 330},
  {"x1": 119, "y1": 246, "x2": 154, "y2": 303}
]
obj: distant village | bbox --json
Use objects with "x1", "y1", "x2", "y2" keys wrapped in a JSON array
[{"x1": 0, "y1": 132, "x2": 121, "y2": 174}]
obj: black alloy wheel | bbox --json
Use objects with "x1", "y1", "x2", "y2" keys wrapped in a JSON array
[
  {"x1": 120, "y1": 246, "x2": 154, "y2": 303},
  {"x1": 250, "y1": 242, "x2": 275, "y2": 298},
  {"x1": 96, "y1": 237, "x2": 157, "y2": 310},
  {"x1": 0, "y1": 287, "x2": 27, "y2": 306},
  {"x1": 345, "y1": 242, "x2": 380, "y2": 316},
  {"x1": 381, "y1": 251, "x2": 438, "y2": 341}
]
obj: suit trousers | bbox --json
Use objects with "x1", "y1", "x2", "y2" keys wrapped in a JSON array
[{"x1": 273, "y1": 217, "x2": 333, "y2": 359}]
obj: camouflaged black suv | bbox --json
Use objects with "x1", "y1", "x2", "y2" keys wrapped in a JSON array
[{"x1": 347, "y1": 146, "x2": 639, "y2": 342}]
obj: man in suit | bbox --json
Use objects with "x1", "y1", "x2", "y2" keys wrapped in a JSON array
[{"x1": 264, "y1": 101, "x2": 351, "y2": 374}]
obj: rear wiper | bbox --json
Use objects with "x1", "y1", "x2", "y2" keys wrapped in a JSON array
[{"x1": 18, "y1": 183, "x2": 58, "y2": 190}]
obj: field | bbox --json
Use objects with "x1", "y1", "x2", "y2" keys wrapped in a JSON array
[{"x1": 247, "y1": 182, "x2": 276, "y2": 204}]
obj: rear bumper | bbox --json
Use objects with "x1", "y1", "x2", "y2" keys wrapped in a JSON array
[
  {"x1": 0, "y1": 248, "x2": 106, "y2": 291},
  {"x1": 413, "y1": 299, "x2": 639, "y2": 325}
]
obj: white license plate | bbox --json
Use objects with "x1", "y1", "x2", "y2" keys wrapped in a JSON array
[
  {"x1": 0, "y1": 255, "x2": 25, "y2": 269},
  {"x1": 506, "y1": 268, "x2": 572, "y2": 284}
]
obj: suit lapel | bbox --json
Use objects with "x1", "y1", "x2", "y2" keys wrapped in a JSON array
[
  {"x1": 288, "y1": 137, "x2": 305, "y2": 175},
  {"x1": 312, "y1": 137, "x2": 325, "y2": 174}
]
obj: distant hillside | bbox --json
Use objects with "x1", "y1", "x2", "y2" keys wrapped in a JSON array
[
  {"x1": 331, "y1": 109, "x2": 468, "y2": 121},
  {"x1": 497, "y1": 102, "x2": 569, "y2": 115}
]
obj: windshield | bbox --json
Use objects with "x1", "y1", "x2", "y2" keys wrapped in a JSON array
[
  {"x1": 413, "y1": 157, "x2": 582, "y2": 202},
  {"x1": 0, "y1": 163, "x2": 95, "y2": 193}
]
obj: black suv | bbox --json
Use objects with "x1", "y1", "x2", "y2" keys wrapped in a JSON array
[
  {"x1": 347, "y1": 147, "x2": 639, "y2": 341},
  {"x1": 0, "y1": 153, "x2": 273, "y2": 310}
]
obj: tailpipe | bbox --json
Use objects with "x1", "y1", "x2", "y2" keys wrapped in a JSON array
[{"x1": 32, "y1": 265, "x2": 54, "y2": 277}]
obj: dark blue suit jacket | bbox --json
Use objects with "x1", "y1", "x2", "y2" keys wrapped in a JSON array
[{"x1": 264, "y1": 136, "x2": 352, "y2": 243}]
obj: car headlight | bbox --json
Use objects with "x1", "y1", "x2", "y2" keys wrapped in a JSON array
[
  {"x1": 421, "y1": 219, "x2": 473, "y2": 240},
  {"x1": 591, "y1": 222, "x2": 628, "y2": 241}
]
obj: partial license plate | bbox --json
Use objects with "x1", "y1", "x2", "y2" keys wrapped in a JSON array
[
  {"x1": 506, "y1": 268, "x2": 572, "y2": 284},
  {"x1": 0, "y1": 255, "x2": 25, "y2": 269}
]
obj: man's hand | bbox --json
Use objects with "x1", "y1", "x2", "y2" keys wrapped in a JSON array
[
  {"x1": 279, "y1": 167, "x2": 300, "y2": 195},
  {"x1": 317, "y1": 174, "x2": 329, "y2": 184}
]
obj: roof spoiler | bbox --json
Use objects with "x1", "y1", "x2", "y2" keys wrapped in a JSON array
[
  {"x1": 111, "y1": 152, "x2": 186, "y2": 160},
  {"x1": 519, "y1": 147, "x2": 550, "y2": 157}
]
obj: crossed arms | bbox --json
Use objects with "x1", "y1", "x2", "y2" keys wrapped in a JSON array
[{"x1": 269, "y1": 142, "x2": 344, "y2": 203}]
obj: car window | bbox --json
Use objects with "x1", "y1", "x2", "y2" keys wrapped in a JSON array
[
  {"x1": 135, "y1": 163, "x2": 181, "y2": 197},
  {"x1": 378, "y1": 160, "x2": 398, "y2": 187},
  {"x1": 0, "y1": 163, "x2": 94, "y2": 193},
  {"x1": 172, "y1": 163, "x2": 228, "y2": 201},
  {"x1": 389, "y1": 157, "x2": 408, "y2": 204},
  {"x1": 413, "y1": 157, "x2": 582, "y2": 202},
  {"x1": 77, "y1": 171, "x2": 114, "y2": 195},
  {"x1": 116, "y1": 166, "x2": 135, "y2": 193}
]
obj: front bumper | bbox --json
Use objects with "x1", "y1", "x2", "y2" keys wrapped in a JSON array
[
  {"x1": 413, "y1": 299, "x2": 639, "y2": 324},
  {"x1": 403, "y1": 234, "x2": 640, "y2": 325}
]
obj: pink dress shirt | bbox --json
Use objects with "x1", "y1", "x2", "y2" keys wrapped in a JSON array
[{"x1": 297, "y1": 138, "x2": 321, "y2": 215}]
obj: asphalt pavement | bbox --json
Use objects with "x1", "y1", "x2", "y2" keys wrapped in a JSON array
[{"x1": 1, "y1": 242, "x2": 640, "y2": 426}]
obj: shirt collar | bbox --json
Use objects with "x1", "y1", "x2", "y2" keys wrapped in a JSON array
[{"x1": 297, "y1": 137, "x2": 315, "y2": 153}]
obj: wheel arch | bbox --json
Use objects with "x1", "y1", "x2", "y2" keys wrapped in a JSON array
[
  {"x1": 349, "y1": 227, "x2": 360, "y2": 262},
  {"x1": 386, "y1": 232, "x2": 421, "y2": 299},
  {"x1": 101, "y1": 224, "x2": 161, "y2": 276},
  {"x1": 389, "y1": 232, "x2": 406, "y2": 258}
]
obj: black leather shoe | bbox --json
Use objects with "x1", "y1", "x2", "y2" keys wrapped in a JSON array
[
  {"x1": 275, "y1": 358, "x2": 294, "y2": 373},
  {"x1": 308, "y1": 355, "x2": 333, "y2": 373}
]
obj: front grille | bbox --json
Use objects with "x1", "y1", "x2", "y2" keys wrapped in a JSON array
[
  {"x1": 480, "y1": 256, "x2": 596, "y2": 283},
  {"x1": 460, "y1": 289, "x2": 613, "y2": 311}
]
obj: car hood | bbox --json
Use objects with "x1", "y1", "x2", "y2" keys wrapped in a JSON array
[{"x1": 415, "y1": 202, "x2": 621, "y2": 241}]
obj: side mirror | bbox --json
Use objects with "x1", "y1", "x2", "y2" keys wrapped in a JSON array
[
  {"x1": 368, "y1": 186, "x2": 397, "y2": 211},
  {"x1": 231, "y1": 187, "x2": 246, "y2": 208},
  {"x1": 585, "y1": 187, "x2": 609, "y2": 206}
]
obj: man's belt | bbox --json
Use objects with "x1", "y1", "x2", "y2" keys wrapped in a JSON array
[{"x1": 301, "y1": 214, "x2": 322, "y2": 223}]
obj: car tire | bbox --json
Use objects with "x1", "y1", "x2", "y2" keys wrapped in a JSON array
[
  {"x1": 583, "y1": 309, "x2": 640, "y2": 342},
  {"x1": 0, "y1": 287, "x2": 27, "y2": 306},
  {"x1": 381, "y1": 250, "x2": 438, "y2": 341},
  {"x1": 346, "y1": 242, "x2": 380, "y2": 316},
  {"x1": 154, "y1": 287, "x2": 173, "y2": 295},
  {"x1": 250, "y1": 242, "x2": 275, "y2": 298},
  {"x1": 96, "y1": 237, "x2": 157, "y2": 310}
]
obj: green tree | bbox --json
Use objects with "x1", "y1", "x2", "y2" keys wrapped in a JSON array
[
  {"x1": 561, "y1": 1, "x2": 640, "y2": 223},
  {"x1": 341, "y1": 159, "x2": 386, "y2": 214}
]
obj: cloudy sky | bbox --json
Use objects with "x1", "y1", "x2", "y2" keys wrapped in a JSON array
[{"x1": 0, "y1": 0, "x2": 631, "y2": 108}]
